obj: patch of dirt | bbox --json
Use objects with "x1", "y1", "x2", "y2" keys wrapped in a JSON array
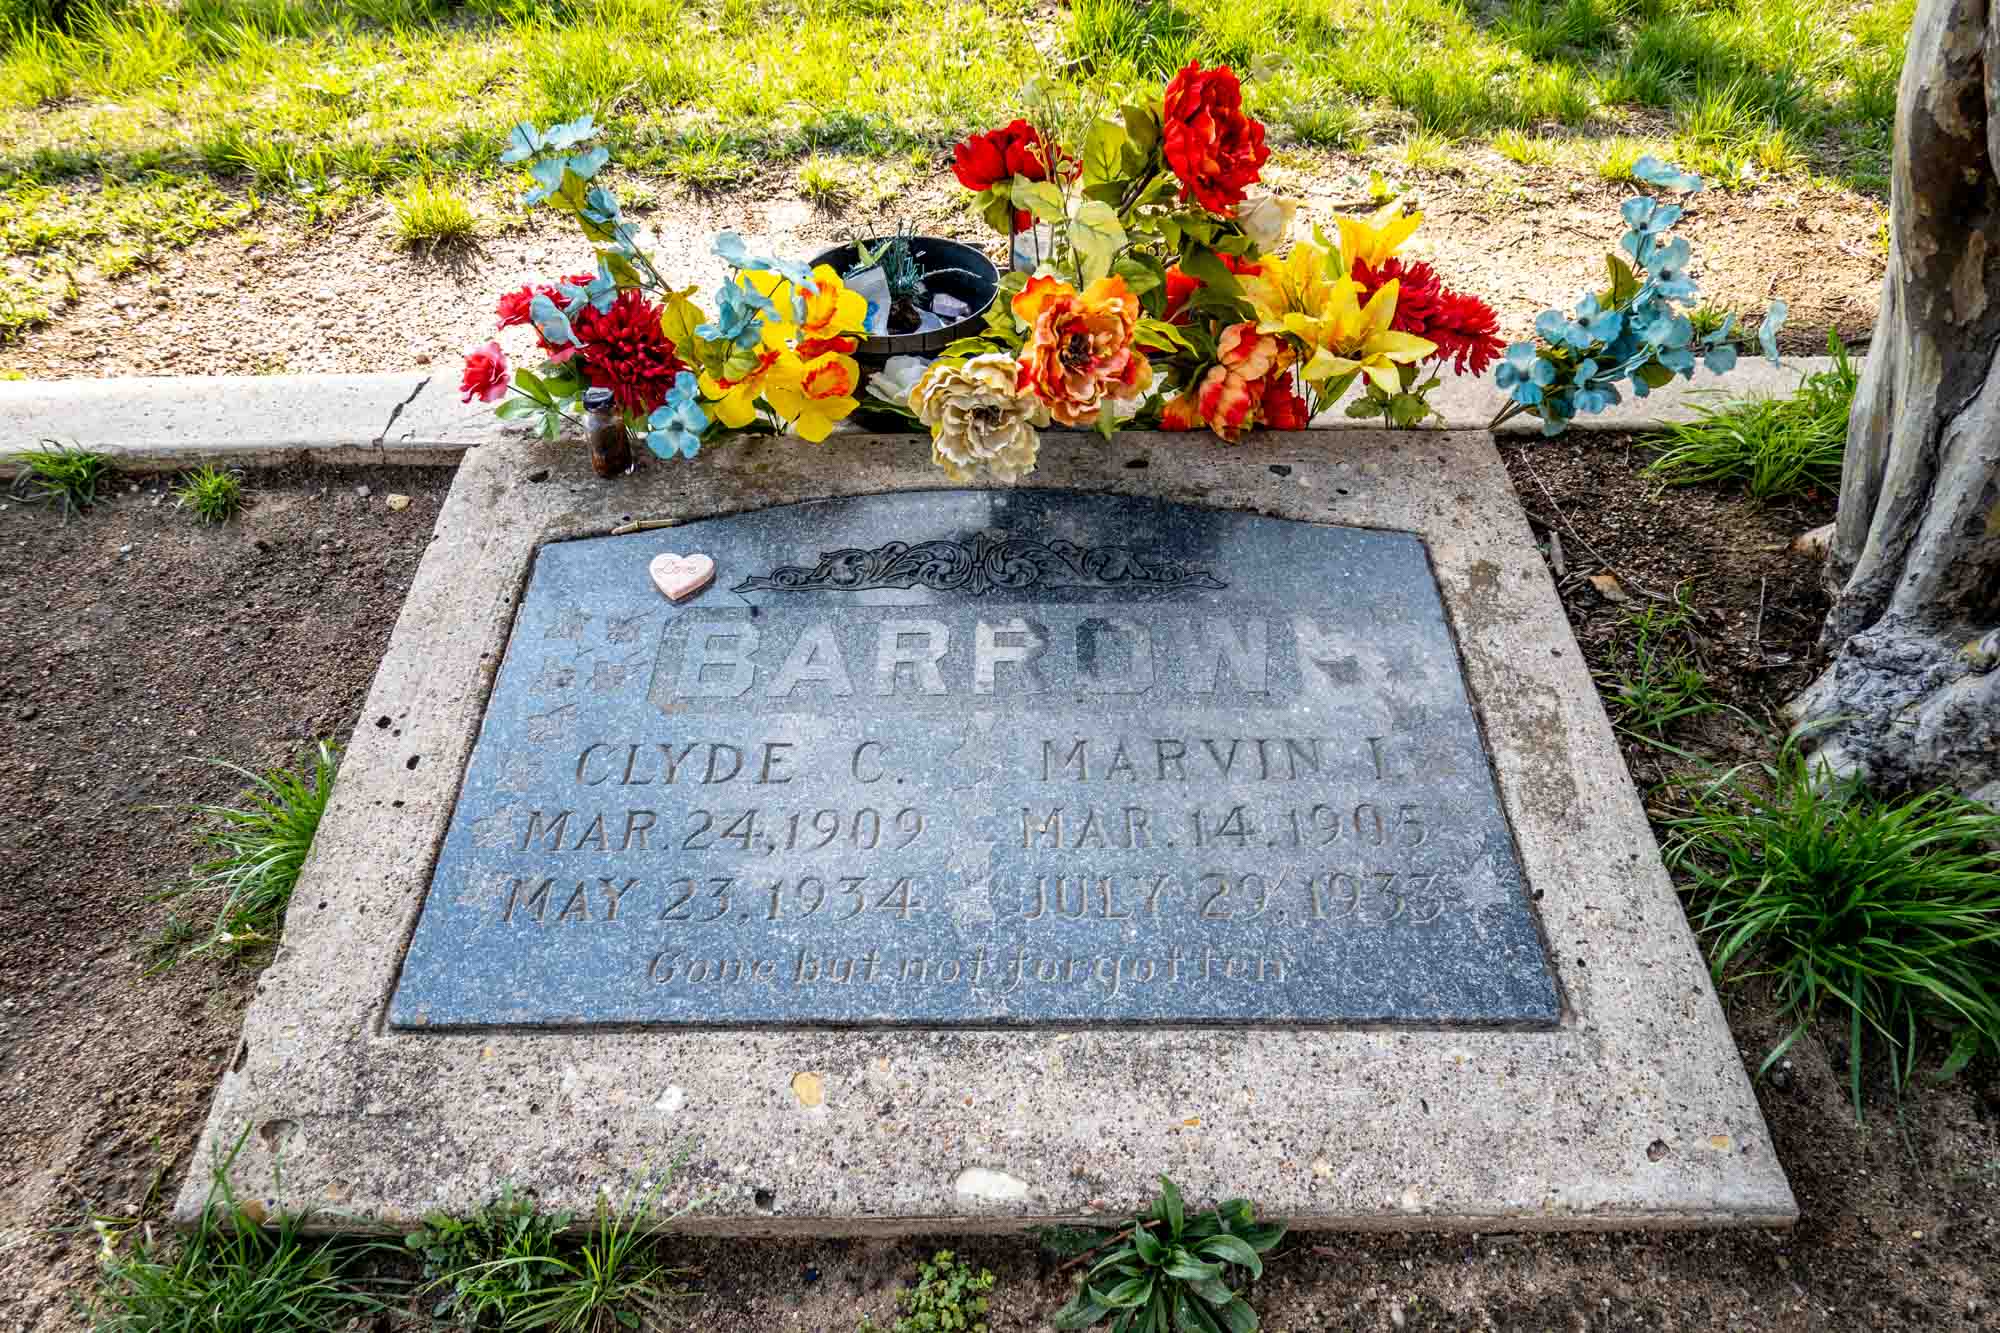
[
  {"x1": 6, "y1": 446, "x2": 1992, "y2": 1333},
  {"x1": 2, "y1": 149, "x2": 1881, "y2": 380},
  {"x1": 0, "y1": 463, "x2": 455, "y2": 1331}
]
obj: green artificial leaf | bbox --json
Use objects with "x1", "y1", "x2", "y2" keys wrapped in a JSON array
[
  {"x1": 1634, "y1": 359, "x2": 1675, "y2": 389},
  {"x1": 1134, "y1": 317, "x2": 1192, "y2": 354},
  {"x1": 1605, "y1": 253, "x2": 1640, "y2": 304},
  {"x1": 1159, "y1": 1177, "x2": 1186, "y2": 1237},
  {"x1": 941, "y1": 336, "x2": 999, "y2": 359},
  {"x1": 978, "y1": 188, "x2": 1017, "y2": 237},
  {"x1": 1178, "y1": 248, "x2": 1241, "y2": 299},
  {"x1": 601, "y1": 250, "x2": 643, "y2": 290},
  {"x1": 1115, "y1": 253, "x2": 1167, "y2": 303},
  {"x1": 1344, "y1": 397, "x2": 1383, "y2": 419},
  {"x1": 1122, "y1": 103, "x2": 1161, "y2": 157},
  {"x1": 1132, "y1": 1226, "x2": 1167, "y2": 1265},
  {"x1": 1094, "y1": 395, "x2": 1119, "y2": 441},
  {"x1": 1196, "y1": 1235, "x2": 1263, "y2": 1279},
  {"x1": 1069, "y1": 198, "x2": 1127, "y2": 283},
  {"x1": 1085, "y1": 117, "x2": 1130, "y2": 184},
  {"x1": 1013, "y1": 175, "x2": 1067, "y2": 223},
  {"x1": 1389, "y1": 393, "x2": 1426, "y2": 427},
  {"x1": 494, "y1": 397, "x2": 543, "y2": 421},
  {"x1": 659, "y1": 289, "x2": 715, "y2": 368},
  {"x1": 513, "y1": 368, "x2": 552, "y2": 405}
]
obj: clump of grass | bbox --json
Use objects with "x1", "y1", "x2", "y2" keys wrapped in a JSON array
[
  {"x1": 1645, "y1": 329, "x2": 1857, "y2": 500},
  {"x1": 8, "y1": 439, "x2": 110, "y2": 519},
  {"x1": 91, "y1": 1131, "x2": 395, "y2": 1332},
  {"x1": 1594, "y1": 135, "x2": 1649, "y2": 182},
  {"x1": 0, "y1": 269, "x2": 52, "y2": 340},
  {"x1": 1399, "y1": 129, "x2": 1452, "y2": 172},
  {"x1": 1493, "y1": 127, "x2": 1557, "y2": 165},
  {"x1": 1596, "y1": 589, "x2": 1720, "y2": 744},
  {"x1": 1687, "y1": 300, "x2": 1735, "y2": 339},
  {"x1": 392, "y1": 177, "x2": 478, "y2": 248},
  {"x1": 1663, "y1": 741, "x2": 2000, "y2": 1119},
  {"x1": 171, "y1": 463, "x2": 243, "y2": 522},
  {"x1": 412, "y1": 1167, "x2": 699, "y2": 1331},
  {"x1": 795, "y1": 153, "x2": 851, "y2": 208},
  {"x1": 1279, "y1": 99, "x2": 1366, "y2": 151},
  {"x1": 157, "y1": 741, "x2": 338, "y2": 965}
]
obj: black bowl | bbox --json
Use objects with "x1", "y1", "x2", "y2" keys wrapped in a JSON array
[{"x1": 807, "y1": 235, "x2": 1000, "y2": 363}]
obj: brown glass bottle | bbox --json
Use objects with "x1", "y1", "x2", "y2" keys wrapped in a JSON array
[{"x1": 583, "y1": 386, "x2": 631, "y2": 477}]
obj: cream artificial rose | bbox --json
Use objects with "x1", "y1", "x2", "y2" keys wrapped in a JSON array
[
  {"x1": 1238, "y1": 190, "x2": 1301, "y2": 252},
  {"x1": 911, "y1": 352, "x2": 1051, "y2": 483}
]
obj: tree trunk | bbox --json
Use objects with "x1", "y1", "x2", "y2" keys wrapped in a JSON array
[{"x1": 1789, "y1": 0, "x2": 2000, "y2": 807}]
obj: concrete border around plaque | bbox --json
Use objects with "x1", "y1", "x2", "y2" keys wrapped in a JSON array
[{"x1": 180, "y1": 428, "x2": 1796, "y2": 1234}]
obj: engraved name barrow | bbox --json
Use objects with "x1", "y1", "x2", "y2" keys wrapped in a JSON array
[{"x1": 390, "y1": 490, "x2": 1559, "y2": 1028}]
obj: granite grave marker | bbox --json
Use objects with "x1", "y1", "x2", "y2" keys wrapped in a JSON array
[{"x1": 390, "y1": 490, "x2": 1558, "y2": 1028}]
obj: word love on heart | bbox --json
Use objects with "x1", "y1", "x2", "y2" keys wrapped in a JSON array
[{"x1": 648, "y1": 551, "x2": 715, "y2": 603}]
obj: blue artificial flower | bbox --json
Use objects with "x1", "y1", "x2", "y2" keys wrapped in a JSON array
[
  {"x1": 646, "y1": 372, "x2": 709, "y2": 460},
  {"x1": 542, "y1": 114, "x2": 598, "y2": 151},
  {"x1": 1702, "y1": 342, "x2": 1739, "y2": 374},
  {"x1": 518, "y1": 147, "x2": 611, "y2": 206},
  {"x1": 500, "y1": 122, "x2": 544, "y2": 165},
  {"x1": 1650, "y1": 236, "x2": 1697, "y2": 300},
  {"x1": 1658, "y1": 344, "x2": 1697, "y2": 375},
  {"x1": 712, "y1": 231, "x2": 817, "y2": 291},
  {"x1": 1632, "y1": 156, "x2": 1704, "y2": 193},
  {"x1": 1495, "y1": 342, "x2": 1548, "y2": 406},
  {"x1": 527, "y1": 292, "x2": 579, "y2": 349},
  {"x1": 1704, "y1": 312, "x2": 1738, "y2": 345},
  {"x1": 1758, "y1": 299, "x2": 1788, "y2": 364},
  {"x1": 582, "y1": 186, "x2": 621, "y2": 227},
  {"x1": 555, "y1": 262, "x2": 620, "y2": 319},
  {"x1": 695, "y1": 276, "x2": 778, "y2": 348},
  {"x1": 1534, "y1": 309, "x2": 1568, "y2": 343},
  {"x1": 1621, "y1": 197, "x2": 1683, "y2": 236}
]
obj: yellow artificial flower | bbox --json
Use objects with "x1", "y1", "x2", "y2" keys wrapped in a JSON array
[
  {"x1": 763, "y1": 349, "x2": 862, "y2": 443},
  {"x1": 698, "y1": 346, "x2": 783, "y2": 429},
  {"x1": 1335, "y1": 201, "x2": 1422, "y2": 275},
  {"x1": 1242, "y1": 236, "x2": 1338, "y2": 331},
  {"x1": 754, "y1": 264, "x2": 869, "y2": 354},
  {"x1": 1300, "y1": 277, "x2": 1436, "y2": 392}
]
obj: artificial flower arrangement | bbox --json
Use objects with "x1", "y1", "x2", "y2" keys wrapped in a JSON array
[{"x1": 462, "y1": 71, "x2": 1786, "y2": 473}]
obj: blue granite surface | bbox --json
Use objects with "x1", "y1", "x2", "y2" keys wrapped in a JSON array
[{"x1": 389, "y1": 491, "x2": 1559, "y2": 1029}]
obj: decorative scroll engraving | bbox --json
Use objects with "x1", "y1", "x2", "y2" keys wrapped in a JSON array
[{"x1": 733, "y1": 535, "x2": 1226, "y2": 596}]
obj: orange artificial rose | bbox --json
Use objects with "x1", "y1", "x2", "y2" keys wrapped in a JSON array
[{"x1": 1012, "y1": 273, "x2": 1152, "y2": 426}]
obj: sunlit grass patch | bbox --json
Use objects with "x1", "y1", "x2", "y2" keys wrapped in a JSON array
[
  {"x1": 1644, "y1": 330, "x2": 1858, "y2": 500},
  {"x1": 1494, "y1": 128, "x2": 1559, "y2": 166},
  {"x1": 392, "y1": 177, "x2": 479, "y2": 247},
  {"x1": 1400, "y1": 129, "x2": 1453, "y2": 173}
]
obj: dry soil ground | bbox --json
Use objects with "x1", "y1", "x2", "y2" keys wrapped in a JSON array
[
  {"x1": 0, "y1": 151, "x2": 1882, "y2": 382},
  {"x1": 1, "y1": 441, "x2": 1993, "y2": 1332}
]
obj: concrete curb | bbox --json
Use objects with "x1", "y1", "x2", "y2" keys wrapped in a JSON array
[{"x1": 1, "y1": 357, "x2": 1839, "y2": 475}]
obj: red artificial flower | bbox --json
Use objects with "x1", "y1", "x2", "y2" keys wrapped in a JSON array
[
  {"x1": 1161, "y1": 61, "x2": 1269, "y2": 216},
  {"x1": 1260, "y1": 373, "x2": 1310, "y2": 429},
  {"x1": 460, "y1": 340, "x2": 510, "y2": 404},
  {"x1": 1350, "y1": 257, "x2": 1505, "y2": 376},
  {"x1": 496, "y1": 285, "x2": 536, "y2": 329},
  {"x1": 571, "y1": 288, "x2": 686, "y2": 417},
  {"x1": 952, "y1": 119, "x2": 1074, "y2": 228},
  {"x1": 1161, "y1": 254, "x2": 1264, "y2": 324}
]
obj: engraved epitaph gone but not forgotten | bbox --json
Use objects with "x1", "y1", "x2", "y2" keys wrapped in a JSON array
[{"x1": 390, "y1": 491, "x2": 1559, "y2": 1028}]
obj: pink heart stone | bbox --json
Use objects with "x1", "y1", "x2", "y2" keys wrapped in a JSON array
[{"x1": 649, "y1": 551, "x2": 716, "y2": 603}]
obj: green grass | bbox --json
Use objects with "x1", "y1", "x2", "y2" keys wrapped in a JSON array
[
  {"x1": 392, "y1": 176, "x2": 479, "y2": 247},
  {"x1": 7, "y1": 438, "x2": 109, "y2": 517},
  {"x1": 1645, "y1": 329, "x2": 1859, "y2": 500},
  {"x1": 170, "y1": 463, "x2": 243, "y2": 522},
  {"x1": 795, "y1": 153, "x2": 852, "y2": 208},
  {"x1": 91, "y1": 1130, "x2": 397, "y2": 1332},
  {"x1": 1400, "y1": 130, "x2": 1453, "y2": 173},
  {"x1": 1493, "y1": 128, "x2": 1559, "y2": 166},
  {"x1": 1663, "y1": 741, "x2": 2000, "y2": 1119},
  {"x1": 1597, "y1": 590, "x2": 1722, "y2": 743},
  {"x1": 410, "y1": 1168, "x2": 700, "y2": 1331},
  {"x1": 0, "y1": 0, "x2": 1911, "y2": 288},
  {"x1": 156, "y1": 740, "x2": 338, "y2": 966}
]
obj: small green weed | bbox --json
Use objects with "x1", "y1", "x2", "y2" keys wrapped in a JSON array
[
  {"x1": 8, "y1": 439, "x2": 109, "y2": 519},
  {"x1": 0, "y1": 269, "x2": 52, "y2": 340},
  {"x1": 1593, "y1": 136, "x2": 1649, "y2": 182},
  {"x1": 1645, "y1": 328, "x2": 1857, "y2": 500},
  {"x1": 1399, "y1": 129, "x2": 1452, "y2": 172},
  {"x1": 432, "y1": 1172, "x2": 696, "y2": 1331},
  {"x1": 91, "y1": 1130, "x2": 396, "y2": 1332},
  {"x1": 1663, "y1": 742, "x2": 2000, "y2": 1120},
  {"x1": 1596, "y1": 590, "x2": 1720, "y2": 743},
  {"x1": 796, "y1": 154, "x2": 852, "y2": 209},
  {"x1": 406, "y1": 1184, "x2": 570, "y2": 1327},
  {"x1": 1493, "y1": 128, "x2": 1557, "y2": 165},
  {"x1": 393, "y1": 177, "x2": 479, "y2": 248},
  {"x1": 171, "y1": 463, "x2": 243, "y2": 523},
  {"x1": 1053, "y1": 1177, "x2": 1283, "y2": 1333},
  {"x1": 862, "y1": 1250, "x2": 994, "y2": 1333},
  {"x1": 158, "y1": 741, "x2": 338, "y2": 965}
]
